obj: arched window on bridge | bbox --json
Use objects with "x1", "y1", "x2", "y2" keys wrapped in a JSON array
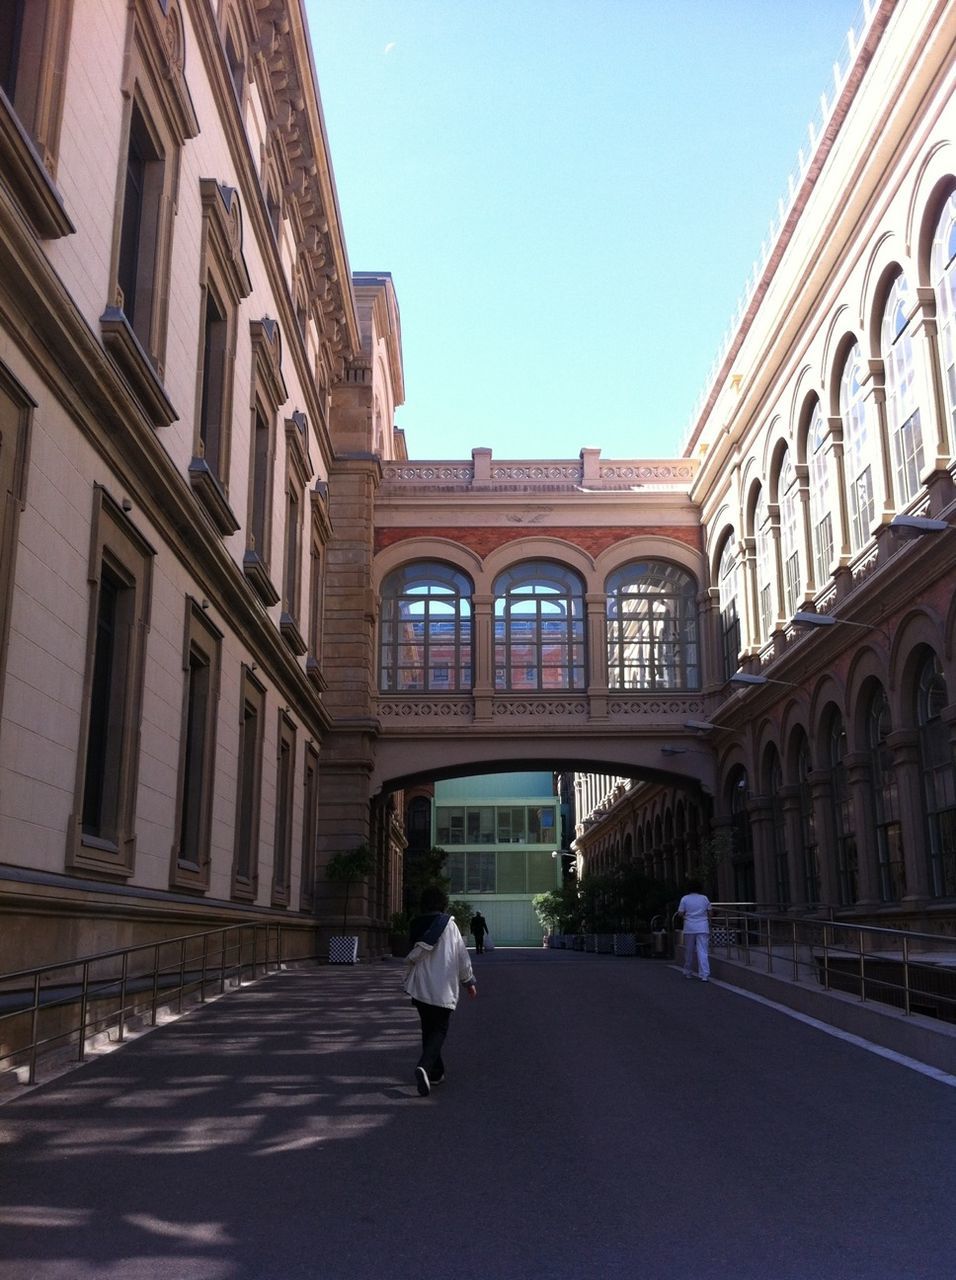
[
  {"x1": 379, "y1": 561, "x2": 473, "y2": 692},
  {"x1": 605, "y1": 561, "x2": 699, "y2": 690},
  {"x1": 930, "y1": 188, "x2": 956, "y2": 439},
  {"x1": 493, "y1": 561, "x2": 585, "y2": 691}
]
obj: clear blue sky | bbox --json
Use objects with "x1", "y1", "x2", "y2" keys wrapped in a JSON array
[{"x1": 306, "y1": 1, "x2": 863, "y2": 462}]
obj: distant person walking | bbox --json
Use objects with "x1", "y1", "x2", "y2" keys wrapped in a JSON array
[
  {"x1": 403, "y1": 886, "x2": 478, "y2": 1096},
  {"x1": 471, "y1": 911, "x2": 489, "y2": 954},
  {"x1": 676, "y1": 879, "x2": 712, "y2": 982}
]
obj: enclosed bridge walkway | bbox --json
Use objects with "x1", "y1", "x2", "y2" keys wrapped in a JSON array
[{"x1": 1, "y1": 950, "x2": 955, "y2": 1280}]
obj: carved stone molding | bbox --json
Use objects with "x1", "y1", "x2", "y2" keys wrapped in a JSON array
[
  {"x1": 607, "y1": 698, "x2": 705, "y2": 717},
  {"x1": 378, "y1": 699, "x2": 474, "y2": 721},
  {"x1": 493, "y1": 699, "x2": 588, "y2": 718}
]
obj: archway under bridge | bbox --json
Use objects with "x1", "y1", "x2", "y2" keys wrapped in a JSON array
[{"x1": 370, "y1": 725, "x2": 717, "y2": 797}]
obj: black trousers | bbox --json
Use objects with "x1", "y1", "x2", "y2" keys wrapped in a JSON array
[
  {"x1": 473, "y1": 934, "x2": 485, "y2": 954},
  {"x1": 412, "y1": 1000, "x2": 452, "y2": 1081}
]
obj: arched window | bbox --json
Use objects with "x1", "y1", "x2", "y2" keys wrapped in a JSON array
[
  {"x1": 765, "y1": 746, "x2": 789, "y2": 908},
  {"x1": 754, "y1": 487, "x2": 774, "y2": 642},
  {"x1": 379, "y1": 562, "x2": 472, "y2": 692},
  {"x1": 717, "y1": 538, "x2": 741, "y2": 681},
  {"x1": 881, "y1": 272, "x2": 924, "y2": 505},
  {"x1": 866, "y1": 685, "x2": 904, "y2": 903},
  {"x1": 931, "y1": 190, "x2": 956, "y2": 442},
  {"x1": 728, "y1": 769, "x2": 754, "y2": 903},
  {"x1": 494, "y1": 561, "x2": 585, "y2": 691},
  {"x1": 840, "y1": 343, "x2": 875, "y2": 552},
  {"x1": 808, "y1": 402, "x2": 833, "y2": 586},
  {"x1": 606, "y1": 560, "x2": 699, "y2": 690},
  {"x1": 796, "y1": 734, "x2": 820, "y2": 906},
  {"x1": 779, "y1": 449, "x2": 801, "y2": 619},
  {"x1": 915, "y1": 652, "x2": 956, "y2": 897},
  {"x1": 827, "y1": 710, "x2": 856, "y2": 905}
]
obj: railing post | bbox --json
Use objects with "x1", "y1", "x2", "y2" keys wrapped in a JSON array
[
  {"x1": 822, "y1": 925, "x2": 831, "y2": 990},
  {"x1": 765, "y1": 915, "x2": 773, "y2": 973},
  {"x1": 118, "y1": 951, "x2": 129, "y2": 1042},
  {"x1": 28, "y1": 971, "x2": 41, "y2": 1086},
  {"x1": 858, "y1": 930, "x2": 866, "y2": 1003},
  {"x1": 200, "y1": 932, "x2": 209, "y2": 1002},
  {"x1": 151, "y1": 943, "x2": 161, "y2": 1026},
  {"x1": 791, "y1": 920, "x2": 799, "y2": 981},
  {"x1": 902, "y1": 933, "x2": 911, "y2": 1016},
  {"x1": 78, "y1": 960, "x2": 91, "y2": 1065},
  {"x1": 178, "y1": 937, "x2": 187, "y2": 1013}
]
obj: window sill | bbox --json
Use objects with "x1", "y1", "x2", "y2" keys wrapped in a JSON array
[
  {"x1": 305, "y1": 656, "x2": 327, "y2": 690},
  {"x1": 188, "y1": 458, "x2": 240, "y2": 536},
  {"x1": 0, "y1": 92, "x2": 74, "y2": 239},
  {"x1": 279, "y1": 612, "x2": 307, "y2": 656},
  {"x1": 100, "y1": 307, "x2": 177, "y2": 428},
  {"x1": 242, "y1": 550, "x2": 280, "y2": 607}
]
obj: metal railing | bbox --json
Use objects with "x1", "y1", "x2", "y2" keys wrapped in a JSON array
[
  {"x1": 0, "y1": 922, "x2": 289, "y2": 1086},
  {"x1": 707, "y1": 908, "x2": 956, "y2": 1023}
]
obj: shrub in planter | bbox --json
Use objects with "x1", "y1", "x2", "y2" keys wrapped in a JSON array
[{"x1": 326, "y1": 844, "x2": 375, "y2": 964}]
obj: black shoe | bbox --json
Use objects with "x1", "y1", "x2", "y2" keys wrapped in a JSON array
[
  {"x1": 415, "y1": 1067, "x2": 430, "y2": 1096},
  {"x1": 430, "y1": 1074, "x2": 445, "y2": 1086}
]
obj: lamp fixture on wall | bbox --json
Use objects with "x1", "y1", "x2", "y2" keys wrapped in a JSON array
[
  {"x1": 889, "y1": 513, "x2": 950, "y2": 535},
  {"x1": 792, "y1": 611, "x2": 876, "y2": 631},
  {"x1": 683, "y1": 719, "x2": 735, "y2": 733},
  {"x1": 729, "y1": 672, "x2": 796, "y2": 688}
]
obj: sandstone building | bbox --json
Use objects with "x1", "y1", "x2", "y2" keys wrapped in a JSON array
[{"x1": 0, "y1": 0, "x2": 954, "y2": 981}]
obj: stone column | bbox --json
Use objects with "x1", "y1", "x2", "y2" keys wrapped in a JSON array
[
  {"x1": 844, "y1": 750, "x2": 879, "y2": 908},
  {"x1": 888, "y1": 728, "x2": 932, "y2": 904},
  {"x1": 779, "y1": 784, "x2": 804, "y2": 909},
  {"x1": 585, "y1": 591, "x2": 608, "y2": 718},
  {"x1": 808, "y1": 768, "x2": 841, "y2": 907},
  {"x1": 472, "y1": 592, "x2": 494, "y2": 720},
  {"x1": 747, "y1": 795, "x2": 776, "y2": 908}
]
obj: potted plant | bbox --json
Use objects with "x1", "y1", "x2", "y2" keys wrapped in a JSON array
[{"x1": 325, "y1": 843, "x2": 375, "y2": 963}]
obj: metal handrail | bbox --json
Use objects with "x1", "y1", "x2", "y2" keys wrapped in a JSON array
[
  {"x1": 0, "y1": 921, "x2": 290, "y2": 1086},
  {"x1": 707, "y1": 908, "x2": 956, "y2": 1023}
]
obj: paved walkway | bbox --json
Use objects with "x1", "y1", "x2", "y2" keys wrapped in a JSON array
[{"x1": 1, "y1": 950, "x2": 954, "y2": 1280}]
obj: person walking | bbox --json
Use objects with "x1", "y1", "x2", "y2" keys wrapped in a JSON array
[
  {"x1": 470, "y1": 911, "x2": 489, "y2": 954},
  {"x1": 403, "y1": 886, "x2": 478, "y2": 1096},
  {"x1": 676, "y1": 879, "x2": 712, "y2": 982}
]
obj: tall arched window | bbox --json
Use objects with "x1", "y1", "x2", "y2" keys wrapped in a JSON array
[
  {"x1": 778, "y1": 449, "x2": 801, "y2": 619},
  {"x1": 753, "y1": 486, "x2": 775, "y2": 642},
  {"x1": 717, "y1": 538, "x2": 741, "y2": 681},
  {"x1": 915, "y1": 652, "x2": 956, "y2": 898},
  {"x1": 728, "y1": 769, "x2": 754, "y2": 903},
  {"x1": 840, "y1": 343, "x2": 875, "y2": 552},
  {"x1": 494, "y1": 561, "x2": 585, "y2": 691},
  {"x1": 606, "y1": 561, "x2": 699, "y2": 690},
  {"x1": 765, "y1": 747, "x2": 789, "y2": 908},
  {"x1": 808, "y1": 402, "x2": 833, "y2": 585},
  {"x1": 827, "y1": 710, "x2": 856, "y2": 906},
  {"x1": 866, "y1": 685, "x2": 904, "y2": 903},
  {"x1": 931, "y1": 190, "x2": 956, "y2": 441},
  {"x1": 797, "y1": 734, "x2": 820, "y2": 906},
  {"x1": 881, "y1": 272, "x2": 924, "y2": 505},
  {"x1": 379, "y1": 562, "x2": 472, "y2": 692}
]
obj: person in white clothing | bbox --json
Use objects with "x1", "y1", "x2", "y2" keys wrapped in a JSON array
[
  {"x1": 403, "y1": 886, "x2": 477, "y2": 1096},
  {"x1": 676, "y1": 879, "x2": 712, "y2": 981}
]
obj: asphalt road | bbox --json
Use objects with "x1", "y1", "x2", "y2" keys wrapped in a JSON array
[{"x1": 0, "y1": 950, "x2": 953, "y2": 1280}]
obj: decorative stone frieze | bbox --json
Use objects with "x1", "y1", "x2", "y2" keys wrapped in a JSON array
[
  {"x1": 607, "y1": 698, "x2": 704, "y2": 717},
  {"x1": 377, "y1": 699, "x2": 474, "y2": 721},
  {"x1": 493, "y1": 699, "x2": 588, "y2": 718}
]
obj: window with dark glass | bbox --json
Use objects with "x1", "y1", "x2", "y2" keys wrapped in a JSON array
[
  {"x1": 118, "y1": 103, "x2": 162, "y2": 350},
  {"x1": 808, "y1": 402, "x2": 833, "y2": 586},
  {"x1": 379, "y1": 562, "x2": 472, "y2": 693},
  {"x1": 840, "y1": 343, "x2": 875, "y2": 552},
  {"x1": 233, "y1": 670, "x2": 264, "y2": 897},
  {"x1": 299, "y1": 745, "x2": 319, "y2": 910},
  {"x1": 796, "y1": 736, "x2": 820, "y2": 907},
  {"x1": 272, "y1": 716, "x2": 295, "y2": 906},
  {"x1": 916, "y1": 652, "x2": 956, "y2": 898},
  {"x1": 606, "y1": 561, "x2": 698, "y2": 690},
  {"x1": 82, "y1": 565, "x2": 130, "y2": 843},
  {"x1": 827, "y1": 712, "x2": 857, "y2": 906},
  {"x1": 867, "y1": 686, "x2": 904, "y2": 903}
]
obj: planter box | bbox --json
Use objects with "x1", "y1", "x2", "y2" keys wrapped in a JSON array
[
  {"x1": 596, "y1": 933, "x2": 615, "y2": 954},
  {"x1": 329, "y1": 936, "x2": 358, "y2": 964},
  {"x1": 614, "y1": 933, "x2": 638, "y2": 956}
]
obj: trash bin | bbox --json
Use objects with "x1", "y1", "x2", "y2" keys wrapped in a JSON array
[{"x1": 650, "y1": 915, "x2": 672, "y2": 959}]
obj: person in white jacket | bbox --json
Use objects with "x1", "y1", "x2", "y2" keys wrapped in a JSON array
[{"x1": 403, "y1": 886, "x2": 477, "y2": 1096}]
